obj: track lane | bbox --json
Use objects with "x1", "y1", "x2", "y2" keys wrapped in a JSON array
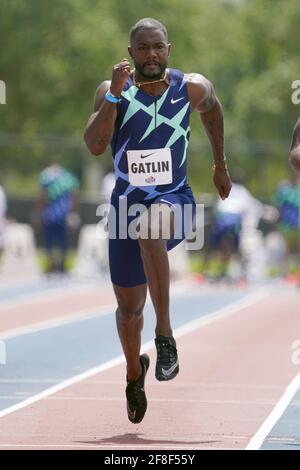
[{"x1": 0, "y1": 283, "x2": 299, "y2": 449}]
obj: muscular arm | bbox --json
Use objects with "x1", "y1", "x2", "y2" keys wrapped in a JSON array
[
  {"x1": 187, "y1": 73, "x2": 225, "y2": 167},
  {"x1": 84, "y1": 81, "x2": 117, "y2": 156},
  {"x1": 187, "y1": 73, "x2": 231, "y2": 199},
  {"x1": 289, "y1": 118, "x2": 300, "y2": 172},
  {"x1": 84, "y1": 58, "x2": 131, "y2": 156}
]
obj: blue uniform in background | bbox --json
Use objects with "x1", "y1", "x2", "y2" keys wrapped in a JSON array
[{"x1": 39, "y1": 165, "x2": 79, "y2": 271}]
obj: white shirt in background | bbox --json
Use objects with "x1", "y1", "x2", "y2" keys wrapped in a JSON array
[{"x1": 216, "y1": 183, "x2": 263, "y2": 229}]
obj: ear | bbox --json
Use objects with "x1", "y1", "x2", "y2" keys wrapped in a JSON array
[
  {"x1": 128, "y1": 45, "x2": 133, "y2": 58},
  {"x1": 167, "y1": 43, "x2": 171, "y2": 57}
]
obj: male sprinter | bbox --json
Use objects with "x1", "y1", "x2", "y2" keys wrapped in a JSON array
[{"x1": 84, "y1": 18, "x2": 231, "y2": 423}]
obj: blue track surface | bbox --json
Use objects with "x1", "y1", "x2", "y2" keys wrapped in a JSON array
[
  {"x1": 1, "y1": 280, "x2": 299, "y2": 449},
  {"x1": 260, "y1": 388, "x2": 300, "y2": 450},
  {"x1": 0, "y1": 289, "x2": 247, "y2": 411}
]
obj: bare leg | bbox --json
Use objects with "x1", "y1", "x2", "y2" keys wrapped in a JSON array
[
  {"x1": 138, "y1": 204, "x2": 175, "y2": 338},
  {"x1": 113, "y1": 283, "x2": 147, "y2": 380}
]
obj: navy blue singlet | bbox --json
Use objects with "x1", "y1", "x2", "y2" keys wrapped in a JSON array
[{"x1": 111, "y1": 68, "x2": 191, "y2": 205}]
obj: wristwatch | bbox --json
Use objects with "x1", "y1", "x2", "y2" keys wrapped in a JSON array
[{"x1": 105, "y1": 90, "x2": 121, "y2": 103}]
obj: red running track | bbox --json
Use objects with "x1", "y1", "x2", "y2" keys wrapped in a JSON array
[{"x1": 0, "y1": 284, "x2": 300, "y2": 450}]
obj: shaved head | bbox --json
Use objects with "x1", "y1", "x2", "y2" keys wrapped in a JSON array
[{"x1": 130, "y1": 18, "x2": 168, "y2": 44}]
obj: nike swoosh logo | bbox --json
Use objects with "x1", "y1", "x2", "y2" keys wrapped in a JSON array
[
  {"x1": 171, "y1": 97, "x2": 185, "y2": 104},
  {"x1": 127, "y1": 405, "x2": 136, "y2": 420},
  {"x1": 161, "y1": 360, "x2": 179, "y2": 377},
  {"x1": 159, "y1": 198, "x2": 176, "y2": 209},
  {"x1": 140, "y1": 152, "x2": 156, "y2": 159}
]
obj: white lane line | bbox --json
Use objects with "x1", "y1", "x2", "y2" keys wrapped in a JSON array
[
  {"x1": 0, "y1": 281, "x2": 105, "y2": 309},
  {"x1": 0, "y1": 288, "x2": 270, "y2": 420},
  {"x1": 0, "y1": 444, "x2": 237, "y2": 450},
  {"x1": 0, "y1": 291, "x2": 150, "y2": 339},
  {"x1": 0, "y1": 355, "x2": 126, "y2": 418},
  {"x1": 246, "y1": 371, "x2": 300, "y2": 450},
  {"x1": 0, "y1": 379, "x2": 282, "y2": 389},
  {"x1": 266, "y1": 437, "x2": 295, "y2": 442},
  {"x1": 0, "y1": 433, "x2": 248, "y2": 441},
  {"x1": 0, "y1": 278, "x2": 186, "y2": 311},
  {"x1": 0, "y1": 282, "x2": 207, "y2": 340},
  {"x1": 76, "y1": 380, "x2": 283, "y2": 390},
  {"x1": 0, "y1": 379, "x2": 60, "y2": 383},
  {"x1": 44, "y1": 396, "x2": 276, "y2": 406},
  {"x1": 0, "y1": 397, "x2": 30, "y2": 400},
  {"x1": 0, "y1": 395, "x2": 276, "y2": 406},
  {"x1": 0, "y1": 303, "x2": 118, "y2": 340}
]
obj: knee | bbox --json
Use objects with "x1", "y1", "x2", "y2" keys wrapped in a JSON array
[{"x1": 116, "y1": 297, "x2": 145, "y2": 321}]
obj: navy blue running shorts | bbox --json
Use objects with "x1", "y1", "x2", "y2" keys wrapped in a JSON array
[{"x1": 108, "y1": 186, "x2": 196, "y2": 287}]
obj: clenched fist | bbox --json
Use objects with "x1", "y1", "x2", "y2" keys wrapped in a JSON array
[
  {"x1": 213, "y1": 167, "x2": 232, "y2": 200},
  {"x1": 110, "y1": 58, "x2": 131, "y2": 97}
]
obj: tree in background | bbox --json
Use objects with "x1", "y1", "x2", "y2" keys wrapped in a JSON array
[{"x1": 0, "y1": 0, "x2": 299, "y2": 199}]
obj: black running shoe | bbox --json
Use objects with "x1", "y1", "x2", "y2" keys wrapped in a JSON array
[
  {"x1": 155, "y1": 335, "x2": 179, "y2": 381},
  {"x1": 126, "y1": 354, "x2": 150, "y2": 424}
]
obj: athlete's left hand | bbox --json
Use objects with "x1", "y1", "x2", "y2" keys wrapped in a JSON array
[{"x1": 213, "y1": 168, "x2": 232, "y2": 200}]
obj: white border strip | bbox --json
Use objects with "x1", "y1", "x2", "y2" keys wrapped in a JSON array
[
  {"x1": 246, "y1": 371, "x2": 300, "y2": 450},
  {"x1": 0, "y1": 304, "x2": 116, "y2": 340},
  {"x1": 0, "y1": 281, "x2": 110, "y2": 310},
  {"x1": 0, "y1": 288, "x2": 269, "y2": 420}
]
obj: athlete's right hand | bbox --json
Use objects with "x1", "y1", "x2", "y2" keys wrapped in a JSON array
[{"x1": 110, "y1": 58, "x2": 131, "y2": 97}]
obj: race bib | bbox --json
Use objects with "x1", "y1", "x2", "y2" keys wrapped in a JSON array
[{"x1": 127, "y1": 148, "x2": 172, "y2": 186}]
